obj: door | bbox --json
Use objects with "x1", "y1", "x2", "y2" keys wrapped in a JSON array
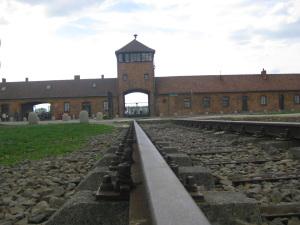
[
  {"x1": 279, "y1": 94, "x2": 285, "y2": 110},
  {"x1": 82, "y1": 102, "x2": 91, "y2": 116},
  {"x1": 1, "y1": 104, "x2": 9, "y2": 121},
  {"x1": 242, "y1": 96, "x2": 248, "y2": 112}
]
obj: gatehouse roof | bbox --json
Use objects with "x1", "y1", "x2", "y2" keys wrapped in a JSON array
[{"x1": 115, "y1": 39, "x2": 155, "y2": 54}]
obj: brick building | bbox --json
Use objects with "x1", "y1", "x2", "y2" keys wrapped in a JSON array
[{"x1": 1, "y1": 37, "x2": 300, "y2": 120}]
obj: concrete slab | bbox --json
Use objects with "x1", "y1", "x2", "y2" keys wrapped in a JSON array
[
  {"x1": 260, "y1": 140, "x2": 300, "y2": 154},
  {"x1": 167, "y1": 153, "x2": 193, "y2": 166},
  {"x1": 94, "y1": 154, "x2": 118, "y2": 167},
  {"x1": 77, "y1": 167, "x2": 110, "y2": 191},
  {"x1": 105, "y1": 146, "x2": 119, "y2": 154},
  {"x1": 289, "y1": 147, "x2": 300, "y2": 159},
  {"x1": 199, "y1": 191, "x2": 262, "y2": 225},
  {"x1": 179, "y1": 166, "x2": 215, "y2": 190},
  {"x1": 45, "y1": 191, "x2": 128, "y2": 225},
  {"x1": 155, "y1": 141, "x2": 170, "y2": 148},
  {"x1": 161, "y1": 146, "x2": 178, "y2": 154}
]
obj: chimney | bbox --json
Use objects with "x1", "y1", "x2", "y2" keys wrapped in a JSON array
[
  {"x1": 261, "y1": 68, "x2": 267, "y2": 75},
  {"x1": 25, "y1": 77, "x2": 29, "y2": 82},
  {"x1": 261, "y1": 68, "x2": 268, "y2": 80},
  {"x1": 2, "y1": 78, "x2": 6, "y2": 83},
  {"x1": 101, "y1": 74, "x2": 104, "y2": 79},
  {"x1": 74, "y1": 75, "x2": 80, "y2": 80}
]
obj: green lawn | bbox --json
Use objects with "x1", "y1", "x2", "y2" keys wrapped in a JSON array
[{"x1": 0, "y1": 123, "x2": 113, "y2": 165}]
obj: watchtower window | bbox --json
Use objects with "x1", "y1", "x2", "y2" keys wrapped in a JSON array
[
  {"x1": 119, "y1": 52, "x2": 153, "y2": 63},
  {"x1": 125, "y1": 53, "x2": 130, "y2": 62},
  {"x1": 141, "y1": 53, "x2": 152, "y2": 62},
  {"x1": 144, "y1": 73, "x2": 149, "y2": 80},
  {"x1": 118, "y1": 54, "x2": 123, "y2": 62},
  {"x1": 131, "y1": 53, "x2": 138, "y2": 62},
  {"x1": 123, "y1": 74, "x2": 128, "y2": 81}
]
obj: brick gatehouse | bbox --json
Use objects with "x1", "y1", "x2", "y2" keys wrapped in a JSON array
[{"x1": 1, "y1": 36, "x2": 300, "y2": 120}]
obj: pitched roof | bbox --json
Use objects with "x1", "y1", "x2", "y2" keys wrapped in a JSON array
[
  {"x1": 115, "y1": 39, "x2": 155, "y2": 54},
  {"x1": 0, "y1": 78, "x2": 117, "y2": 100},
  {"x1": 155, "y1": 74, "x2": 300, "y2": 94}
]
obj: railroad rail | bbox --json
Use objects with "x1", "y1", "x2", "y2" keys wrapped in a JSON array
[
  {"x1": 132, "y1": 121, "x2": 211, "y2": 225},
  {"x1": 174, "y1": 119, "x2": 300, "y2": 140},
  {"x1": 140, "y1": 119, "x2": 300, "y2": 224}
]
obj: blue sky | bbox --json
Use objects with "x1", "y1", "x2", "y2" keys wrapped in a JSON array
[{"x1": 0, "y1": 0, "x2": 300, "y2": 82}]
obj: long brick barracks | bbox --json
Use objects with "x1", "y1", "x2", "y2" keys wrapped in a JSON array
[{"x1": 1, "y1": 37, "x2": 300, "y2": 120}]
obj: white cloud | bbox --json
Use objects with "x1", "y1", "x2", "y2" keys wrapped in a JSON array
[{"x1": 0, "y1": 0, "x2": 300, "y2": 82}]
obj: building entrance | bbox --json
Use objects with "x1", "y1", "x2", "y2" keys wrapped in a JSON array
[
  {"x1": 124, "y1": 92, "x2": 149, "y2": 117},
  {"x1": 279, "y1": 94, "x2": 285, "y2": 110},
  {"x1": 242, "y1": 96, "x2": 248, "y2": 112}
]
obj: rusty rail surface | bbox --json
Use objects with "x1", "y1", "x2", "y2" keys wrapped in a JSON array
[
  {"x1": 174, "y1": 119, "x2": 300, "y2": 140},
  {"x1": 133, "y1": 121, "x2": 211, "y2": 225}
]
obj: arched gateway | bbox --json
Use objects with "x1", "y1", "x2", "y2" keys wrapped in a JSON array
[{"x1": 115, "y1": 35, "x2": 155, "y2": 117}]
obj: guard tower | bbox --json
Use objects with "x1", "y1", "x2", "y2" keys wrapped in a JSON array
[{"x1": 115, "y1": 35, "x2": 155, "y2": 117}]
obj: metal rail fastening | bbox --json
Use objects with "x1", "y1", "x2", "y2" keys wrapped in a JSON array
[{"x1": 133, "y1": 121, "x2": 211, "y2": 225}]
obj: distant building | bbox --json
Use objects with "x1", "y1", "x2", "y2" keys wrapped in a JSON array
[{"x1": 1, "y1": 36, "x2": 300, "y2": 120}]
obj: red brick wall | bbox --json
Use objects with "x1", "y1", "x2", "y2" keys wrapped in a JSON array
[
  {"x1": 117, "y1": 62, "x2": 155, "y2": 116},
  {"x1": 156, "y1": 91, "x2": 300, "y2": 116},
  {"x1": 0, "y1": 96, "x2": 114, "y2": 120}
]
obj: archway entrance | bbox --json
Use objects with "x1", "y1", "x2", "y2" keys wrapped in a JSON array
[
  {"x1": 124, "y1": 92, "x2": 149, "y2": 117},
  {"x1": 22, "y1": 102, "x2": 52, "y2": 120}
]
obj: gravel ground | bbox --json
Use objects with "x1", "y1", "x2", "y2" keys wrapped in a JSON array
[
  {"x1": 141, "y1": 122, "x2": 300, "y2": 225},
  {"x1": 0, "y1": 128, "x2": 123, "y2": 225}
]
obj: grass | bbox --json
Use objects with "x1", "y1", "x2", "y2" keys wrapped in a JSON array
[{"x1": 0, "y1": 123, "x2": 113, "y2": 165}]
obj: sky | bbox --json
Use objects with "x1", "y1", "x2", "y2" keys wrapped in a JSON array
[{"x1": 1, "y1": 0, "x2": 300, "y2": 83}]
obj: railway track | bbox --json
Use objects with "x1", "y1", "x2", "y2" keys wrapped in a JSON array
[
  {"x1": 139, "y1": 119, "x2": 300, "y2": 225},
  {"x1": 96, "y1": 121, "x2": 211, "y2": 225},
  {"x1": 47, "y1": 119, "x2": 299, "y2": 225}
]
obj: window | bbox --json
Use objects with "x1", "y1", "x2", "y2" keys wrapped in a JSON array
[
  {"x1": 203, "y1": 96, "x2": 211, "y2": 108},
  {"x1": 122, "y1": 74, "x2": 128, "y2": 81},
  {"x1": 184, "y1": 98, "x2": 191, "y2": 108},
  {"x1": 260, "y1": 96, "x2": 267, "y2": 105},
  {"x1": 64, "y1": 102, "x2": 70, "y2": 113},
  {"x1": 222, "y1": 96, "x2": 230, "y2": 107},
  {"x1": 82, "y1": 102, "x2": 91, "y2": 116},
  {"x1": 294, "y1": 95, "x2": 300, "y2": 104},
  {"x1": 125, "y1": 53, "x2": 130, "y2": 62},
  {"x1": 103, "y1": 101, "x2": 108, "y2": 112},
  {"x1": 144, "y1": 73, "x2": 149, "y2": 80},
  {"x1": 141, "y1": 53, "x2": 147, "y2": 61},
  {"x1": 141, "y1": 53, "x2": 153, "y2": 62},
  {"x1": 131, "y1": 53, "x2": 138, "y2": 62},
  {"x1": 118, "y1": 54, "x2": 123, "y2": 62}
]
